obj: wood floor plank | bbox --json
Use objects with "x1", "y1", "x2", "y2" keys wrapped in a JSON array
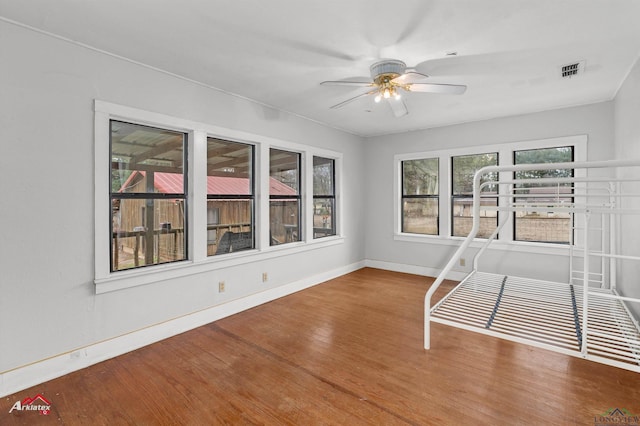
[{"x1": 2, "y1": 267, "x2": 639, "y2": 425}]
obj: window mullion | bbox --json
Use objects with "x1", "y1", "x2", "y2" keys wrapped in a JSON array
[
  {"x1": 498, "y1": 166, "x2": 513, "y2": 242},
  {"x1": 191, "y1": 130, "x2": 208, "y2": 261},
  {"x1": 440, "y1": 154, "x2": 449, "y2": 237},
  {"x1": 258, "y1": 144, "x2": 270, "y2": 249},
  {"x1": 305, "y1": 153, "x2": 314, "y2": 241}
]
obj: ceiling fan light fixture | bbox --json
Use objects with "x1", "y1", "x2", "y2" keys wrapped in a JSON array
[{"x1": 322, "y1": 58, "x2": 466, "y2": 116}]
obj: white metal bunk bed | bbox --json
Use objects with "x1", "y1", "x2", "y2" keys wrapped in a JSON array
[{"x1": 425, "y1": 159, "x2": 640, "y2": 372}]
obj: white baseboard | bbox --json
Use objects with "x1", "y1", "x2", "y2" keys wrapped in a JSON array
[
  {"x1": 0, "y1": 260, "x2": 365, "y2": 398},
  {"x1": 364, "y1": 259, "x2": 468, "y2": 281}
]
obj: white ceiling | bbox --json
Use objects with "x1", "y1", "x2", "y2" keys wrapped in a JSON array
[{"x1": 2, "y1": 0, "x2": 640, "y2": 137}]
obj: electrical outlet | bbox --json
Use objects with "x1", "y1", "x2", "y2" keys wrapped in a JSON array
[
  {"x1": 459, "y1": 258, "x2": 466, "y2": 267},
  {"x1": 262, "y1": 272, "x2": 268, "y2": 282},
  {"x1": 218, "y1": 281, "x2": 225, "y2": 292}
]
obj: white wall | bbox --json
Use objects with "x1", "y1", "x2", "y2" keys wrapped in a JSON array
[
  {"x1": 363, "y1": 102, "x2": 616, "y2": 282},
  {"x1": 0, "y1": 21, "x2": 365, "y2": 380},
  {"x1": 614, "y1": 56, "x2": 640, "y2": 317}
]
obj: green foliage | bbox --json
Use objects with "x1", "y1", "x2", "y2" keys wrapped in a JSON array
[
  {"x1": 403, "y1": 158, "x2": 438, "y2": 195},
  {"x1": 313, "y1": 159, "x2": 334, "y2": 195},
  {"x1": 452, "y1": 153, "x2": 498, "y2": 195},
  {"x1": 515, "y1": 146, "x2": 573, "y2": 187}
]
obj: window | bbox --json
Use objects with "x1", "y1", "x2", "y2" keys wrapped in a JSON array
[
  {"x1": 394, "y1": 135, "x2": 585, "y2": 250},
  {"x1": 451, "y1": 153, "x2": 498, "y2": 238},
  {"x1": 207, "y1": 138, "x2": 255, "y2": 255},
  {"x1": 96, "y1": 101, "x2": 345, "y2": 293},
  {"x1": 513, "y1": 146, "x2": 574, "y2": 243},
  {"x1": 313, "y1": 156, "x2": 336, "y2": 238},
  {"x1": 270, "y1": 149, "x2": 301, "y2": 245},
  {"x1": 110, "y1": 121, "x2": 188, "y2": 271},
  {"x1": 401, "y1": 158, "x2": 439, "y2": 235}
]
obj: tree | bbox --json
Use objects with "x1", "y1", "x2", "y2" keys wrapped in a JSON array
[
  {"x1": 514, "y1": 147, "x2": 573, "y2": 188},
  {"x1": 452, "y1": 153, "x2": 498, "y2": 195},
  {"x1": 403, "y1": 158, "x2": 438, "y2": 195},
  {"x1": 313, "y1": 159, "x2": 333, "y2": 195}
]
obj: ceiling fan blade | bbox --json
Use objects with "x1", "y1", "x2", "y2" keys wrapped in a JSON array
[
  {"x1": 387, "y1": 98, "x2": 408, "y2": 118},
  {"x1": 281, "y1": 40, "x2": 364, "y2": 62},
  {"x1": 406, "y1": 82, "x2": 467, "y2": 95},
  {"x1": 330, "y1": 89, "x2": 378, "y2": 109},
  {"x1": 321, "y1": 80, "x2": 374, "y2": 87},
  {"x1": 391, "y1": 71, "x2": 430, "y2": 85}
]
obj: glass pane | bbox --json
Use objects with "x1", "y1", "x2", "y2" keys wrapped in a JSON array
[
  {"x1": 207, "y1": 138, "x2": 253, "y2": 195},
  {"x1": 270, "y1": 199, "x2": 300, "y2": 245},
  {"x1": 402, "y1": 198, "x2": 438, "y2": 235},
  {"x1": 313, "y1": 197, "x2": 335, "y2": 238},
  {"x1": 452, "y1": 153, "x2": 498, "y2": 195},
  {"x1": 206, "y1": 200, "x2": 253, "y2": 255},
  {"x1": 514, "y1": 146, "x2": 573, "y2": 171},
  {"x1": 270, "y1": 149, "x2": 300, "y2": 195},
  {"x1": 514, "y1": 146, "x2": 573, "y2": 243},
  {"x1": 111, "y1": 121, "x2": 186, "y2": 194},
  {"x1": 452, "y1": 197, "x2": 498, "y2": 238},
  {"x1": 403, "y1": 158, "x2": 438, "y2": 196},
  {"x1": 112, "y1": 198, "x2": 186, "y2": 271},
  {"x1": 514, "y1": 212, "x2": 572, "y2": 243},
  {"x1": 313, "y1": 156, "x2": 334, "y2": 196}
]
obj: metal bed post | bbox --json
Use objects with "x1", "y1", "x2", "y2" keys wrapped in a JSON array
[
  {"x1": 569, "y1": 208, "x2": 575, "y2": 285},
  {"x1": 581, "y1": 211, "x2": 591, "y2": 356},
  {"x1": 472, "y1": 180, "x2": 510, "y2": 271},
  {"x1": 424, "y1": 169, "x2": 485, "y2": 349},
  {"x1": 601, "y1": 210, "x2": 606, "y2": 288},
  {"x1": 609, "y1": 182, "x2": 618, "y2": 291}
]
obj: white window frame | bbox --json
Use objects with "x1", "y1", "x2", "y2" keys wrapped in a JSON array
[
  {"x1": 394, "y1": 134, "x2": 587, "y2": 254},
  {"x1": 206, "y1": 138, "x2": 256, "y2": 256},
  {"x1": 268, "y1": 147, "x2": 304, "y2": 246},
  {"x1": 512, "y1": 145, "x2": 576, "y2": 244},
  {"x1": 307, "y1": 150, "x2": 343, "y2": 242},
  {"x1": 400, "y1": 157, "x2": 440, "y2": 236},
  {"x1": 94, "y1": 101, "x2": 344, "y2": 294},
  {"x1": 312, "y1": 156, "x2": 338, "y2": 239},
  {"x1": 450, "y1": 152, "x2": 499, "y2": 238}
]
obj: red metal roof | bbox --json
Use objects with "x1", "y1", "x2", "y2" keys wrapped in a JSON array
[
  {"x1": 268, "y1": 177, "x2": 298, "y2": 196},
  {"x1": 120, "y1": 171, "x2": 296, "y2": 196},
  {"x1": 207, "y1": 175, "x2": 250, "y2": 195}
]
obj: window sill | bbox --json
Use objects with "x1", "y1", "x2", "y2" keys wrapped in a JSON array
[
  {"x1": 95, "y1": 236, "x2": 345, "y2": 294},
  {"x1": 393, "y1": 233, "x2": 571, "y2": 257}
]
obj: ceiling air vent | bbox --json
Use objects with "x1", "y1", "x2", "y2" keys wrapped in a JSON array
[{"x1": 561, "y1": 61, "x2": 585, "y2": 78}]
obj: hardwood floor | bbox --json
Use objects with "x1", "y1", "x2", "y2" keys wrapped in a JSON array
[{"x1": 3, "y1": 268, "x2": 640, "y2": 425}]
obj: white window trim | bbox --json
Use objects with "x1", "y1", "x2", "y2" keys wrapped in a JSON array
[
  {"x1": 268, "y1": 147, "x2": 305, "y2": 245},
  {"x1": 398, "y1": 157, "x2": 440, "y2": 236},
  {"x1": 94, "y1": 100, "x2": 343, "y2": 294},
  {"x1": 309, "y1": 154, "x2": 341, "y2": 241},
  {"x1": 394, "y1": 134, "x2": 587, "y2": 255}
]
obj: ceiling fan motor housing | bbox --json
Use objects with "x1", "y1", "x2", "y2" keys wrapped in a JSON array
[{"x1": 370, "y1": 59, "x2": 407, "y2": 83}]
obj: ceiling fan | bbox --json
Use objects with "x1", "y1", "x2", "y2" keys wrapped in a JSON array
[{"x1": 321, "y1": 59, "x2": 467, "y2": 117}]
